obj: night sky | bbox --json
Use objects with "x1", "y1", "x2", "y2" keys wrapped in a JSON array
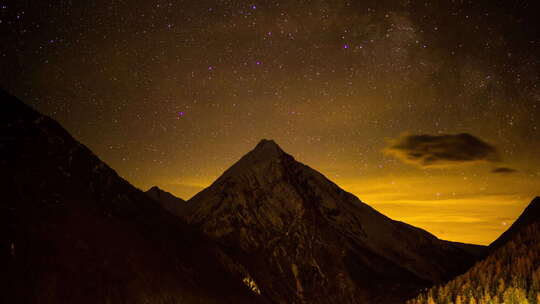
[{"x1": 2, "y1": 0, "x2": 539, "y2": 245}]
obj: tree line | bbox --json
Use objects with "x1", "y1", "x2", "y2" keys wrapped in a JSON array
[{"x1": 408, "y1": 223, "x2": 540, "y2": 304}]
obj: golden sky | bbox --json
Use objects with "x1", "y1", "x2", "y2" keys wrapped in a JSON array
[
  {"x1": 154, "y1": 142, "x2": 539, "y2": 245},
  {"x1": 4, "y1": 1, "x2": 539, "y2": 245}
]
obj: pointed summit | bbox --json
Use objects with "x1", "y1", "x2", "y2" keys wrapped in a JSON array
[
  {"x1": 248, "y1": 139, "x2": 286, "y2": 160},
  {"x1": 214, "y1": 139, "x2": 292, "y2": 181},
  {"x1": 186, "y1": 138, "x2": 484, "y2": 303},
  {"x1": 254, "y1": 138, "x2": 281, "y2": 150},
  {"x1": 145, "y1": 186, "x2": 187, "y2": 217}
]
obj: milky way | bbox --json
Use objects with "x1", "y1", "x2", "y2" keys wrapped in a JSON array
[{"x1": 2, "y1": 0, "x2": 539, "y2": 244}]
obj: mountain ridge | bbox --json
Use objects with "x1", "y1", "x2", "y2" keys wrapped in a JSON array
[
  {"x1": 0, "y1": 89, "x2": 265, "y2": 304},
  {"x1": 489, "y1": 196, "x2": 540, "y2": 250},
  {"x1": 408, "y1": 196, "x2": 540, "y2": 304},
  {"x1": 1, "y1": 89, "x2": 498, "y2": 304},
  {"x1": 185, "y1": 139, "x2": 486, "y2": 303},
  {"x1": 145, "y1": 186, "x2": 187, "y2": 218}
]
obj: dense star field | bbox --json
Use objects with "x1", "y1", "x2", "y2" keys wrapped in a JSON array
[{"x1": 1, "y1": 0, "x2": 539, "y2": 244}]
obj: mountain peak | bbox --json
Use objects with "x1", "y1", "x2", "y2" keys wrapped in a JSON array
[
  {"x1": 212, "y1": 139, "x2": 290, "y2": 182},
  {"x1": 255, "y1": 138, "x2": 278, "y2": 147},
  {"x1": 188, "y1": 138, "x2": 483, "y2": 303},
  {"x1": 251, "y1": 139, "x2": 285, "y2": 158},
  {"x1": 147, "y1": 185, "x2": 168, "y2": 194},
  {"x1": 145, "y1": 186, "x2": 187, "y2": 217}
]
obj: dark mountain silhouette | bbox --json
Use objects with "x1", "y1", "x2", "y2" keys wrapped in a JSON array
[
  {"x1": 146, "y1": 186, "x2": 187, "y2": 218},
  {"x1": 489, "y1": 196, "x2": 540, "y2": 251},
  {"x1": 408, "y1": 197, "x2": 540, "y2": 304},
  {"x1": 185, "y1": 139, "x2": 486, "y2": 304},
  {"x1": 0, "y1": 89, "x2": 265, "y2": 304}
]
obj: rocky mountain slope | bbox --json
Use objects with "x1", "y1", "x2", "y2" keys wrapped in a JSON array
[
  {"x1": 146, "y1": 186, "x2": 187, "y2": 218},
  {"x1": 408, "y1": 197, "x2": 540, "y2": 304},
  {"x1": 489, "y1": 196, "x2": 540, "y2": 251},
  {"x1": 185, "y1": 139, "x2": 486, "y2": 304},
  {"x1": 0, "y1": 89, "x2": 265, "y2": 304}
]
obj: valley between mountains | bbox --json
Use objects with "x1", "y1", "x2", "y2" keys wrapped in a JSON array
[{"x1": 2, "y1": 88, "x2": 539, "y2": 303}]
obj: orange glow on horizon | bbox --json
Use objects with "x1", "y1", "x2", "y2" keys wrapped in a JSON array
[{"x1": 152, "y1": 161, "x2": 539, "y2": 246}]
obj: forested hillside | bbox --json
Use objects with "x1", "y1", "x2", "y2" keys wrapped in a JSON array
[{"x1": 408, "y1": 223, "x2": 540, "y2": 304}]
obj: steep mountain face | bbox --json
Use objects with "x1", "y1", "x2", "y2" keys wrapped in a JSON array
[
  {"x1": 489, "y1": 196, "x2": 540, "y2": 251},
  {"x1": 408, "y1": 197, "x2": 540, "y2": 304},
  {"x1": 186, "y1": 139, "x2": 485, "y2": 304},
  {"x1": 0, "y1": 89, "x2": 265, "y2": 304},
  {"x1": 146, "y1": 186, "x2": 187, "y2": 218}
]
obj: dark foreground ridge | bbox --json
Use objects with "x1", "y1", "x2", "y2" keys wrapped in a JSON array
[{"x1": 0, "y1": 89, "x2": 265, "y2": 304}]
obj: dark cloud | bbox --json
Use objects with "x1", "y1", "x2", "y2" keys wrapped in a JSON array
[
  {"x1": 385, "y1": 133, "x2": 499, "y2": 167},
  {"x1": 492, "y1": 167, "x2": 518, "y2": 174}
]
